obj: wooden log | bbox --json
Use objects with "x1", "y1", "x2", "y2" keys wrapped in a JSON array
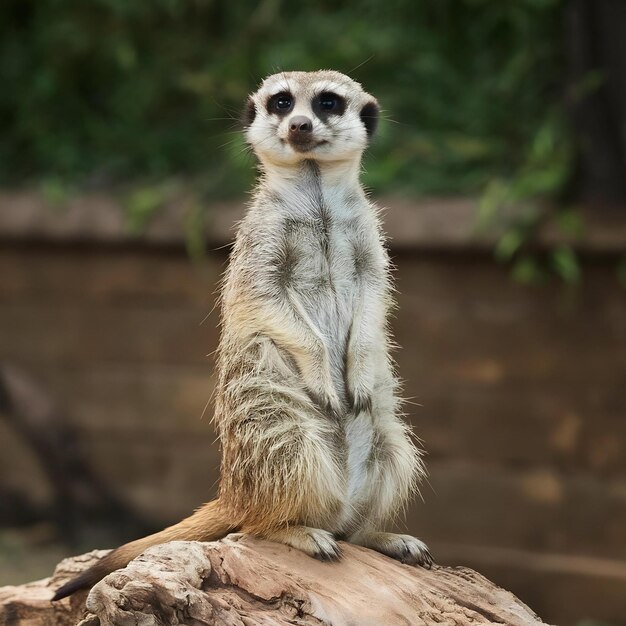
[{"x1": 0, "y1": 536, "x2": 550, "y2": 625}]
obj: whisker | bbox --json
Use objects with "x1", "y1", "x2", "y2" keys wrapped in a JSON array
[
  {"x1": 204, "y1": 116, "x2": 241, "y2": 123},
  {"x1": 217, "y1": 137, "x2": 242, "y2": 151},
  {"x1": 347, "y1": 55, "x2": 375, "y2": 75}
]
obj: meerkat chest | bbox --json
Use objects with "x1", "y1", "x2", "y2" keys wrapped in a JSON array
[
  {"x1": 282, "y1": 211, "x2": 379, "y2": 296},
  {"x1": 282, "y1": 211, "x2": 376, "y2": 341},
  {"x1": 280, "y1": 202, "x2": 383, "y2": 397}
]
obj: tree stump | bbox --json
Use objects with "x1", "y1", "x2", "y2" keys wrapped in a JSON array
[{"x1": 0, "y1": 535, "x2": 550, "y2": 625}]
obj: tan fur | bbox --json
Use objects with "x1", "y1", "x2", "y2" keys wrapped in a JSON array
[{"x1": 53, "y1": 70, "x2": 431, "y2": 601}]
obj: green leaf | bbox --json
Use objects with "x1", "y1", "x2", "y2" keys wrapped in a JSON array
[
  {"x1": 124, "y1": 186, "x2": 166, "y2": 233},
  {"x1": 495, "y1": 229, "x2": 525, "y2": 262},
  {"x1": 511, "y1": 255, "x2": 546, "y2": 285},
  {"x1": 551, "y1": 246, "x2": 581, "y2": 284}
]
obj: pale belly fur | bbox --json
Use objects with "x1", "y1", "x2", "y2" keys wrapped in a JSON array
[{"x1": 295, "y1": 226, "x2": 376, "y2": 522}]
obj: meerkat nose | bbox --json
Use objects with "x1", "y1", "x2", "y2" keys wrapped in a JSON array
[{"x1": 289, "y1": 116, "x2": 313, "y2": 134}]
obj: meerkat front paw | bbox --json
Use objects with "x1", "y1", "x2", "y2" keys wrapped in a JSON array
[
  {"x1": 306, "y1": 382, "x2": 343, "y2": 418},
  {"x1": 350, "y1": 531, "x2": 433, "y2": 568},
  {"x1": 346, "y1": 385, "x2": 373, "y2": 415},
  {"x1": 261, "y1": 526, "x2": 342, "y2": 561},
  {"x1": 345, "y1": 357, "x2": 375, "y2": 414}
]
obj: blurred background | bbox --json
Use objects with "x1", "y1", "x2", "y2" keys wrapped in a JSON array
[{"x1": 1, "y1": 1, "x2": 625, "y2": 624}]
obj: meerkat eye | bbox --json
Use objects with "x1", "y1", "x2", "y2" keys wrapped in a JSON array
[
  {"x1": 315, "y1": 92, "x2": 345, "y2": 116},
  {"x1": 276, "y1": 95, "x2": 292, "y2": 109},
  {"x1": 320, "y1": 94, "x2": 338, "y2": 110},
  {"x1": 267, "y1": 92, "x2": 294, "y2": 114}
]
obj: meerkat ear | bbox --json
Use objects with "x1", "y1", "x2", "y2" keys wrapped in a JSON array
[
  {"x1": 243, "y1": 97, "x2": 256, "y2": 127},
  {"x1": 360, "y1": 99, "x2": 380, "y2": 138}
]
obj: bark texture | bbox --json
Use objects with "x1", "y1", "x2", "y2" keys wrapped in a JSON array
[{"x1": 0, "y1": 535, "x2": 550, "y2": 625}]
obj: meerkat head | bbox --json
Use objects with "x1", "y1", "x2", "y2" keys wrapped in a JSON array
[{"x1": 244, "y1": 70, "x2": 379, "y2": 167}]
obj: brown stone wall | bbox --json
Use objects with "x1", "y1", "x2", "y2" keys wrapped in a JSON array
[{"x1": 0, "y1": 243, "x2": 625, "y2": 625}]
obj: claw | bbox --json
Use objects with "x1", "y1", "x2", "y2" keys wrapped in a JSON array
[
  {"x1": 354, "y1": 533, "x2": 432, "y2": 569},
  {"x1": 423, "y1": 549, "x2": 434, "y2": 569},
  {"x1": 353, "y1": 393, "x2": 372, "y2": 415},
  {"x1": 307, "y1": 390, "x2": 342, "y2": 419},
  {"x1": 314, "y1": 544, "x2": 341, "y2": 561}
]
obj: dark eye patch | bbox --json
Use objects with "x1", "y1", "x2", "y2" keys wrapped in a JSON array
[
  {"x1": 267, "y1": 92, "x2": 294, "y2": 115},
  {"x1": 313, "y1": 92, "x2": 345, "y2": 118}
]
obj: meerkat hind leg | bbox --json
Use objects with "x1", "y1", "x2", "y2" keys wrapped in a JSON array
[
  {"x1": 350, "y1": 531, "x2": 433, "y2": 568},
  {"x1": 260, "y1": 525, "x2": 342, "y2": 561}
]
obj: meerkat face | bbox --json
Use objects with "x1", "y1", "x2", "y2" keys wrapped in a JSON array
[{"x1": 244, "y1": 70, "x2": 379, "y2": 167}]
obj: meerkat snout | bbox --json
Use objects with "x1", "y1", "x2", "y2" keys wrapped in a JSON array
[
  {"x1": 289, "y1": 116, "x2": 313, "y2": 133},
  {"x1": 287, "y1": 115, "x2": 318, "y2": 152}
]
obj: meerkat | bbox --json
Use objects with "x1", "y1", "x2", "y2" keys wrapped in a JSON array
[{"x1": 52, "y1": 70, "x2": 432, "y2": 601}]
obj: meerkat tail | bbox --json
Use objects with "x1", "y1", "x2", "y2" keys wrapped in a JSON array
[{"x1": 51, "y1": 499, "x2": 235, "y2": 601}]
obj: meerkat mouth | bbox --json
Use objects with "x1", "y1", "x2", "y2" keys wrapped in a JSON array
[{"x1": 285, "y1": 138, "x2": 328, "y2": 153}]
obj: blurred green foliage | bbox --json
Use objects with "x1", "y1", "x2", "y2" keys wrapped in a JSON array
[{"x1": 1, "y1": 0, "x2": 570, "y2": 203}]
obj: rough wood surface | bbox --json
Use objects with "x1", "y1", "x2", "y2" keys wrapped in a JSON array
[
  {"x1": 0, "y1": 549, "x2": 107, "y2": 626},
  {"x1": 0, "y1": 535, "x2": 549, "y2": 626}
]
